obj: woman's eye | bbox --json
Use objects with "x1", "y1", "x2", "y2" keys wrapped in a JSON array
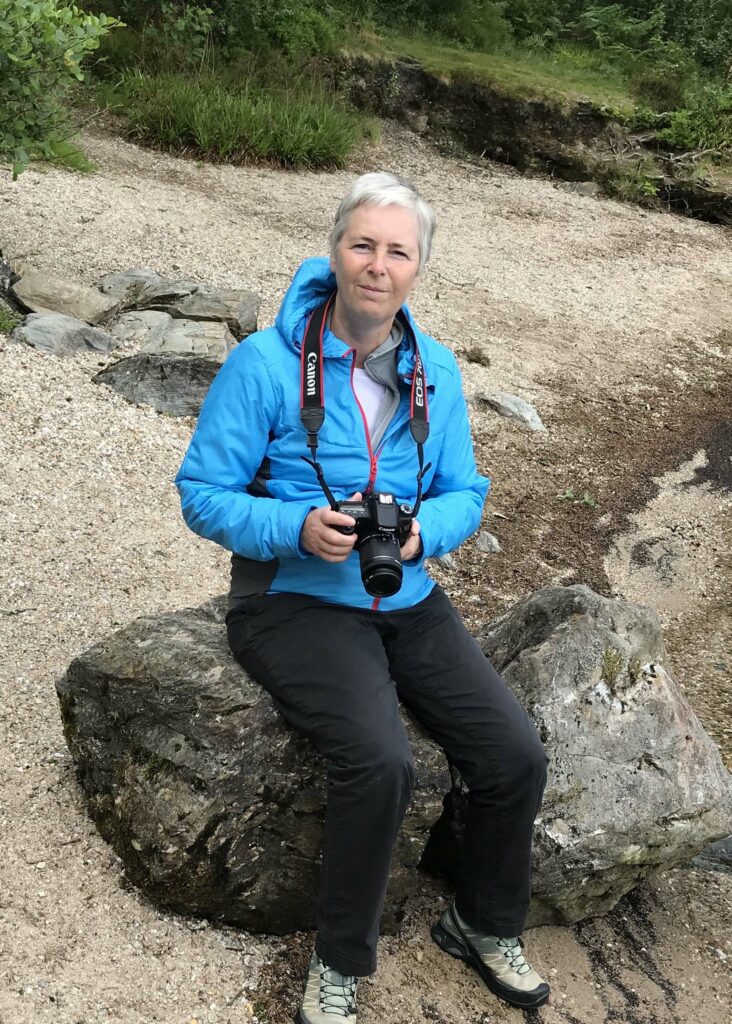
[
  {"x1": 391, "y1": 250, "x2": 408, "y2": 259},
  {"x1": 352, "y1": 243, "x2": 370, "y2": 251}
]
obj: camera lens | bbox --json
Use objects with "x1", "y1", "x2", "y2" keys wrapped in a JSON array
[{"x1": 359, "y1": 532, "x2": 403, "y2": 597}]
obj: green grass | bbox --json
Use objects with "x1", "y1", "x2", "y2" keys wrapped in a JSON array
[
  {"x1": 100, "y1": 68, "x2": 375, "y2": 168},
  {"x1": 351, "y1": 30, "x2": 637, "y2": 112},
  {"x1": 0, "y1": 303, "x2": 21, "y2": 335},
  {"x1": 600, "y1": 158, "x2": 663, "y2": 207}
]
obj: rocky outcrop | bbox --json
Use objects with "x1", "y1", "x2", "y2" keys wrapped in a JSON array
[
  {"x1": 56, "y1": 584, "x2": 732, "y2": 933},
  {"x1": 110, "y1": 310, "x2": 236, "y2": 358},
  {"x1": 95, "y1": 309, "x2": 239, "y2": 415},
  {"x1": 6, "y1": 265, "x2": 261, "y2": 413},
  {"x1": 10, "y1": 313, "x2": 118, "y2": 355},
  {"x1": 93, "y1": 268, "x2": 259, "y2": 414}
]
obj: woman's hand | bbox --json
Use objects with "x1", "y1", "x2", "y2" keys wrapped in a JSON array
[
  {"x1": 301, "y1": 493, "x2": 362, "y2": 562},
  {"x1": 400, "y1": 518, "x2": 422, "y2": 561}
]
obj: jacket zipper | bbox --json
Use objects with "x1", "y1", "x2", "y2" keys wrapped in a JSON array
[{"x1": 350, "y1": 351, "x2": 382, "y2": 613}]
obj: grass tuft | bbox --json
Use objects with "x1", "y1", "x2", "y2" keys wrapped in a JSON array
[
  {"x1": 0, "y1": 302, "x2": 21, "y2": 335},
  {"x1": 101, "y1": 69, "x2": 371, "y2": 168}
]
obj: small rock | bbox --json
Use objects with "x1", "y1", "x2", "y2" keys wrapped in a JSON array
[
  {"x1": 559, "y1": 181, "x2": 601, "y2": 197},
  {"x1": 477, "y1": 531, "x2": 501, "y2": 554},
  {"x1": 475, "y1": 390, "x2": 546, "y2": 431},
  {"x1": 432, "y1": 553, "x2": 457, "y2": 570}
]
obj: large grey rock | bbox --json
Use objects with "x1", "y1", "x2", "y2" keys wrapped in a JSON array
[
  {"x1": 55, "y1": 596, "x2": 450, "y2": 933},
  {"x1": 444, "y1": 585, "x2": 728, "y2": 925},
  {"x1": 92, "y1": 350, "x2": 226, "y2": 416},
  {"x1": 153, "y1": 286, "x2": 259, "y2": 341},
  {"x1": 9, "y1": 313, "x2": 118, "y2": 355},
  {"x1": 476, "y1": 390, "x2": 547, "y2": 431},
  {"x1": 12, "y1": 270, "x2": 120, "y2": 324},
  {"x1": 100, "y1": 268, "x2": 260, "y2": 339},
  {"x1": 57, "y1": 584, "x2": 732, "y2": 934}
]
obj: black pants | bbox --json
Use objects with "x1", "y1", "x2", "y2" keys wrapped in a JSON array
[{"x1": 226, "y1": 584, "x2": 548, "y2": 977}]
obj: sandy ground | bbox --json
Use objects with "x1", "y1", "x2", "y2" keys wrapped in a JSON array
[{"x1": 1, "y1": 121, "x2": 731, "y2": 1024}]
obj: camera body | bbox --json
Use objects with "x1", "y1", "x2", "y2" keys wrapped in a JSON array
[{"x1": 335, "y1": 492, "x2": 415, "y2": 597}]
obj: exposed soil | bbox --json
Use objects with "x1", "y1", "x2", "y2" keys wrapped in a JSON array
[
  {"x1": 340, "y1": 55, "x2": 732, "y2": 226},
  {"x1": 0, "y1": 119, "x2": 730, "y2": 1024}
]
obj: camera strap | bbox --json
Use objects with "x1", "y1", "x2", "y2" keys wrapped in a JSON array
[{"x1": 300, "y1": 296, "x2": 432, "y2": 514}]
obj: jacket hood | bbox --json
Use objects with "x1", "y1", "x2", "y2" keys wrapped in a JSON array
[{"x1": 274, "y1": 257, "x2": 424, "y2": 377}]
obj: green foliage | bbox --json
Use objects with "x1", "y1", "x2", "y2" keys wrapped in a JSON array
[
  {"x1": 602, "y1": 160, "x2": 661, "y2": 206},
  {"x1": 656, "y1": 86, "x2": 732, "y2": 150},
  {"x1": 86, "y1": 1, "x2": 343, "y2": 60},
  {"x1": 568, "y1": 4, "x2": 664, "y2": 54},
  {"x1": 0, "y1": 0, "x2": 119, "y2": 177},
  {"x1": 601, "y1": 647, "x2": 624, "y2": 685},
  {"x1": 105, "y1": 68, "x2": 370, "y2": 167},
  {"x1": 0, "y1": 302, "x2": 21, "y2": 335},
  {"x1": 79, "y1": 1, "x2": 731, "y2": 171},
  {"x1": 43, "y1": 137, "x2": 96, "y2": 172},
  {"x1": 556, "y1": 486, "x2": 597, "y2": 506}
]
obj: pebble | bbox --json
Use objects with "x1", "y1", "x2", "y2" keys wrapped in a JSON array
[{"x1": 477, "y1": 531, "x2": 501, "y2": 554}]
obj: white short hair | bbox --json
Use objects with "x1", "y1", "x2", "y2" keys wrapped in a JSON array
[{"x1": 330, "y1": 172, "x2": 436, "y2": 274}]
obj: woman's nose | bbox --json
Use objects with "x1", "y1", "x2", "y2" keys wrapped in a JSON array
[{"x1": 368, "y1": 248, "x2": 387, "y2": 274}]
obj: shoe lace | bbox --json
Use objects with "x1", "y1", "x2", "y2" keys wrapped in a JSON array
[
  {"x1": 319, "y1": 962, "x2": 358, "y2": 1017},
  {"x1": 496, "y1": 937, "x2": 531, "y2": 975}
]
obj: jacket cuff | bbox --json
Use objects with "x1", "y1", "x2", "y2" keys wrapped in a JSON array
[{"x1": 277, "y1": 501, "x2": 317, "y2": 559}]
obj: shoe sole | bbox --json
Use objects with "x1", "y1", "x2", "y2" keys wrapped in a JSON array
[{"x1": 431, "y1": 921, "x2": 550, "y2": 1010}]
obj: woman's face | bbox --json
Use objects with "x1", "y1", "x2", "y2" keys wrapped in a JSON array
[{"x1": 330, "y1": 203, "x2": 421, "y2": 326}]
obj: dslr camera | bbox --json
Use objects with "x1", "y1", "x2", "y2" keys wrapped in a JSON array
[{"x1": 335, "y1": 492, "x2": 415, "y2": 597}]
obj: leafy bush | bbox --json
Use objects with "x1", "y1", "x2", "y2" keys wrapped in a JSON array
[
  {"x1": 655, "y1": 86, "x2": 732, "y2": 150},
  {"x1": 107, "y1": 69, "x2": 370, "y2": 166},
  {"x1": 0, "y1": 0, "x2": 118, "y2": 177},
  {"x1": 86, "y1": 1, "x2": 343, "y2": 60}
]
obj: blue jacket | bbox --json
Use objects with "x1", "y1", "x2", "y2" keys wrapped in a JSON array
[{"x1": 174, "y1": 258, "x2": 490, "y2": 611}]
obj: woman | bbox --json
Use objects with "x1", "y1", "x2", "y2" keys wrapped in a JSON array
[{"x1": 175, "y1": 173, "x2": 550, "y2": 1021}]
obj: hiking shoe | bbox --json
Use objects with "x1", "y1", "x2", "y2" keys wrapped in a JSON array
[
  {"x1": 296, "y1": 951, "x2": 359, "y2": 1022},
  {"x1": 431, "y1": 902, "x2": 550, "y2": 1009}
]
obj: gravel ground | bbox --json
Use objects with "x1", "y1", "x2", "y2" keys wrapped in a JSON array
[{"x1": 1, "y1": 121, "x2": 730, "y2": 1024}]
